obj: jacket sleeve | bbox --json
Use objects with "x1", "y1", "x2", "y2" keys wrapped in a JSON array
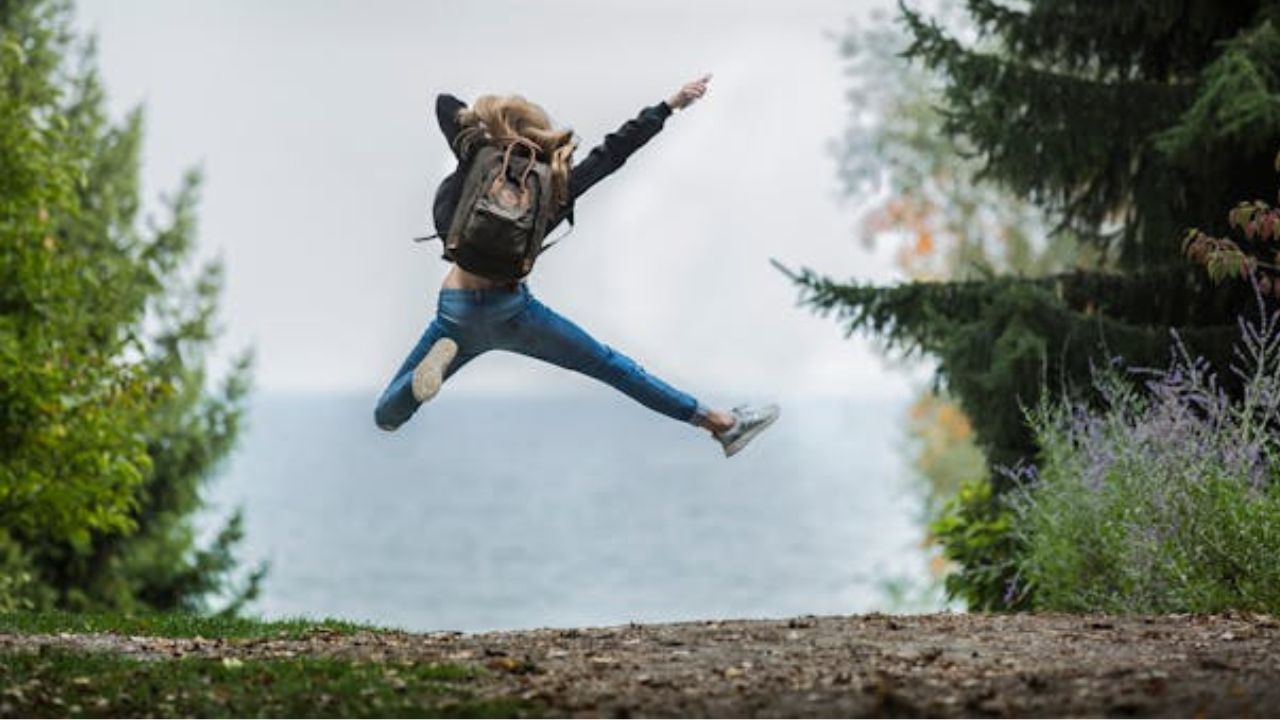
[
  {"x1": 436, "y1": 93, "x2": 468, "y2": 159},
  {"x1": 567, "y1": 100, "x2": 674, "y2": 201}
]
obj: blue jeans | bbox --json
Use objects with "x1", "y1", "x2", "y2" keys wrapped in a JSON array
[{"x1": 374, "y1": 283, "x2": 708, "y2": 431}]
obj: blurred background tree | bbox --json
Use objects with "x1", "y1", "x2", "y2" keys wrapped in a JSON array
[
  {"x1": 791, "y1": 0, "x2": 1277, "y2": 608},
  {"x1": 830, "y1": 3, "x2": 1088, "y2": 605},
  {"x1": 0, "y1": 0, "x2": 261, "y2": 613}
]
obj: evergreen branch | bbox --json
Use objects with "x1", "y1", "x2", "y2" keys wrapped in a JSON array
[
  {"x1": 775, "y1": 262, "x2": 1239, "y2": 467},
  {"x1": 901, "y1": 1, "x2": 1190, "y2": 92},
  {"x1": 896, "y1": 4, "x2": 1204, "y2": 266},
  {"x1": 963, "y1": 0, "x2": 1255, "y2": 81},
  {"x1": 1157, "y1": 20, "x2": 1280, "y2": 162},
  {"x1": 963, "y1": 0, "x2": 1023, "y2": 37}
]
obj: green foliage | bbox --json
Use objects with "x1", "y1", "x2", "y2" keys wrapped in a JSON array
[
  {"x1": 0, "y1": 0, "x2": 258, "y2": 612},
  {"x1": 776, "y1": 262, "x2": 1240, "y2": 471},
  {"x1": 804, "y1": 0, "x2": 1278, "y2": 481},
  {"x1": 896, "y1": 0, "x2": 1275, "y2": 269},
  {"x1": 1157, "y1": 20, "x2": 1280, "y2": 165},
  {"x1": 0, "y1": 532, "x2": 42, "y2": 612},
  {"x1": 834, "y1": 4, "x2": 1095, "y2": 609},
  {"x1": 929, "y1": 477, "x2": 1024, "y2": 610},
  {"x1": 0, "y1": 651, "x2": 531, "y2": 718},
  {"x1": 836, "y1": 3, "x2": 1094, "y2": 282},
  {"x1": 795, "y1": 0, "x2": 1276, "y2": 489},
  {"x1": 0, "y1": 611, "x2": 384, "y2": 639},
  {"x1": 781, "y1": 242, "x2": 1237, "y2": 610},
  {"x1": 1012, "y1": 315, "x2": 1280, "y2": 614},
  {"x1": 1, "y1": 0, "x2": 152, "y2": 557}
]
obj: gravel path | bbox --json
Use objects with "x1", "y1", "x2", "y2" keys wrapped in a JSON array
[{"x1": 4, "y1": 612, "x2": 1280, "y2": 717}]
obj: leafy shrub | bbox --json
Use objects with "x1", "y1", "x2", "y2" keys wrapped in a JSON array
[
  {"x1": 0, "y1": 532, "x2": 37, "y2": 612},
  {"x1": 1, "y1": 0, "x2": 258, "y2": 612},
  {"x1": 1012, "y1": 295, "x2": 1280, "y2": 614},
  {"x1": 930, "y1": 476, "x2": 1026, "y2": 611}
]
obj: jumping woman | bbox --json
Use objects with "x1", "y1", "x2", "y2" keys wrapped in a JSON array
[{"x1": 374, "y1": 74, "x2": 779, "y2": 457}]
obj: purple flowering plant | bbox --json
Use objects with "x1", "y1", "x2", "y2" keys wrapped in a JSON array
[{"x1": 1009, "y1": 287, "x2": 1280, "y2": 614}]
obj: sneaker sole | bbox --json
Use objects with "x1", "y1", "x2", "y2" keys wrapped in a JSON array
[
  {"x1": 723, "y1": 405, "x2": 781, "y2": 458},
  {"x1": 412, "y1": 337, "x2": 458, "y2": 403}
]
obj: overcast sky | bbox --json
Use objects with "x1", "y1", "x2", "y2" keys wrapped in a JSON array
[{"x1": 73, "y1": 0, "x2": 919, "y2": 403}]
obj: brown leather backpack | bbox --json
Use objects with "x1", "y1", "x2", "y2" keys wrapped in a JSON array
[{"x1": 440, "y1": 138, "x2": 556, "y2": 282}]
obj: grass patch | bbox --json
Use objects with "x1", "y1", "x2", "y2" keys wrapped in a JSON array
[
  {"x1": 0, "y1": 611, "x2": 387, "y2": 640},
  {"x1": 0, "y1": 650, "x2": 536, "y2": 718}
]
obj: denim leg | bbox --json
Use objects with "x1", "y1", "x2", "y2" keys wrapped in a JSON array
[
  {"x1": 502, "y1": 296, "x2": 703, "y2": 424},
  {"x1": 373, "y1": 317, "x2": 475, "y2": 431}
]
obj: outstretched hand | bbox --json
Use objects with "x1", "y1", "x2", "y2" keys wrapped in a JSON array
[{"x1": 668, "y1": 74, "x2": 712, "y2": 111}]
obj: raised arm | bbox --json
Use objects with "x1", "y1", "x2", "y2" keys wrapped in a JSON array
[
  {"x1": 567, "y1": 74, "x2": 712, "y2": 201},
  {"x1": 435, "y1": 93, "x2": 467, "y2": 159}
]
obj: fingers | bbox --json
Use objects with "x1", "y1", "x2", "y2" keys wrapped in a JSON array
[
  {"x1": 670, "y1": 73, "x2": 712, "y2": 110},
  {"x1": 684, "y1": 74, "x2": 711, "y2": 102}
]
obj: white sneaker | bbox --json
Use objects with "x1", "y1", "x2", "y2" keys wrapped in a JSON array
[
  {"x1": 412, "y1": 338, "x2": 458, "y2": 403},
  {"x1": 713, "y1": 403, "x2": 781, "y2": 457}
]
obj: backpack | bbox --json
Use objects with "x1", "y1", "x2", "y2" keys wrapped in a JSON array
[{"x1": 434, "y1": 138, "x2": 557, "y2": 283}]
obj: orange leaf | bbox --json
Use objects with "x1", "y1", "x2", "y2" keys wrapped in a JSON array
[{"x1": 913, "y1": 231, "x2": 935, "y2": 257}]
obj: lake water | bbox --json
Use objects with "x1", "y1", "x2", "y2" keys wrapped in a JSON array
[{"x1": 205, "y1": 391, "x2": 931, "y2": 632}]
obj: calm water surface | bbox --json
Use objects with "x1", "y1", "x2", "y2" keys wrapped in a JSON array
[{"x1": 205, "y1": 392, "x2": 929, "y2": 632}]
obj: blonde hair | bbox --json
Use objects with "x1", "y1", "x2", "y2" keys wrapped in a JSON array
[{"x1": 454, "y1": 95, "x2": 576, "y2": 208}]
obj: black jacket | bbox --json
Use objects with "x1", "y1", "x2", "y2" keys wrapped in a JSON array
[{"x1": 430, "y1": 93, "x2": 674, "y2": 238}]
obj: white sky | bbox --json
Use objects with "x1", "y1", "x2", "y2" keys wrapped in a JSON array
[{"x1": 74, "y1": 0, "x2": 920, "y2": 401}]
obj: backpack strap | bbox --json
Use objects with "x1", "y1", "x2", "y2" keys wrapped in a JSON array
[
  {"x1": 503, "y1": 138, "x2": 543, "y2": 210},
  {"x1": 520, "y1": 161, "x2": 554, "y2": 275},
  {"x1": 539, "y1": 217, "x2": 575, "y2": 253}
]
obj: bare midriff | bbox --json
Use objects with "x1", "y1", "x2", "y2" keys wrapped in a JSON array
[{"x1": 442, "y1": 264, "x2": 508, "y2": 290}]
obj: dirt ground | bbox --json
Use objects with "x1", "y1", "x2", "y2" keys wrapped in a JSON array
[{"x1": 4, "y1": 612, "x2": 1280, "y2": 717}]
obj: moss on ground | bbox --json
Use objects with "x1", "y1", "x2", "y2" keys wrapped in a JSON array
[{"x1": 0, "y1": 649, "x2": 537, "y2": 718}]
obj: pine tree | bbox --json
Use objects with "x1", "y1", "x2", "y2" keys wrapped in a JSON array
[
  {"x1": 0, "y1": 0, "x2": 260, "y2": 612},
  {"x1": 786, "y1": 1, "x2": 1276, "y2": 475},
  {"x1": 832, "y1": 4, "x2": 1080, "y2": 607}
]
